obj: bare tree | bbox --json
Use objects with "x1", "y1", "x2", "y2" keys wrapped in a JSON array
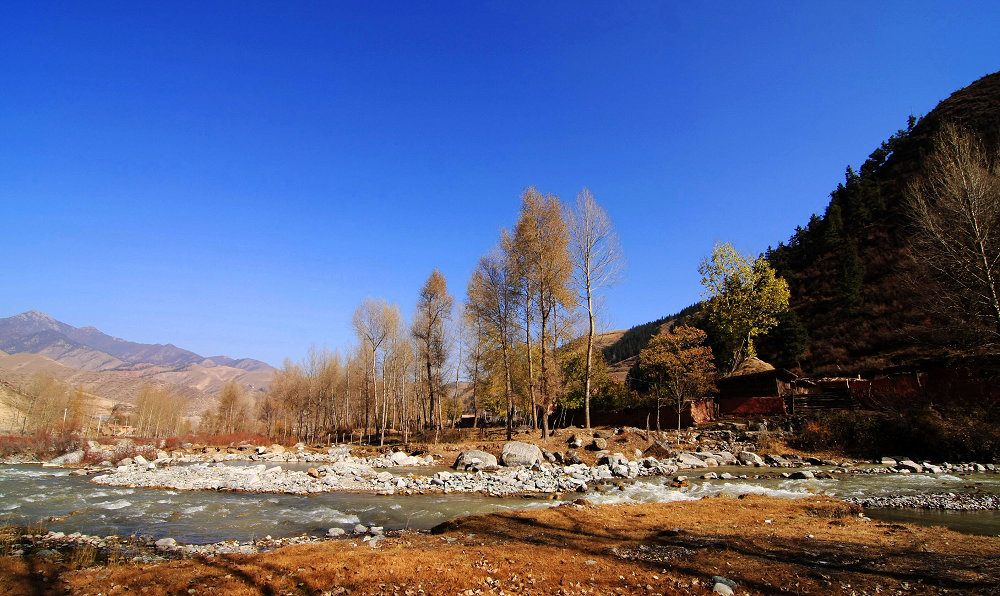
[
  {"x1": 467, "y1": 248, "x2": 519, "y2": 440},
  {"x1": 567, "y1": 188, "x2": 624, "y2": 428},
  {"x1": 463, "y1": 302, "x2": 486, "y2": 429},
  {"x1": 412, "y1": 269, "x2": 454, "y2": 433},
  {"x1": 352, "y1": 297, "x2": 395, "y2": 442},
  {"x1": 510, "y1": 188, "x2": 573, "y2": 438},
  {"x1": 907, "y1": 122, "x2": 1000, "y2": 347},
  {"x1": 216, "y1": 380, "x2": 247, "y2": 435}
]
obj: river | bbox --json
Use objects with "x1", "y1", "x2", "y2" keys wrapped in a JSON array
[{"x1": 2, "y1": 463, "x2": 998, "y2": 543}]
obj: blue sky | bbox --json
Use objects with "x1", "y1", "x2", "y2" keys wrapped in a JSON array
[{"x1": 3, "y1": 2, "x2": 999, "y2": 367}]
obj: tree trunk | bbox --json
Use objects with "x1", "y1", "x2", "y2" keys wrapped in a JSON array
[
  {"x1": 524, "y1": 300, "x2": 536, "y2": 429},
  {"x1": 584, "y1": 285, "x2": 595, "y2": 429}
]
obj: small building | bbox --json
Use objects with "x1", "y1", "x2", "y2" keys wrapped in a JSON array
[{"x1": 716, "y1": 358, "x2": 796, "y2": 416}]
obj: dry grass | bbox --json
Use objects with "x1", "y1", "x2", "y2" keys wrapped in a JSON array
[{"x1": 2, "y1": 495, "x2": 997, "y2": 595}]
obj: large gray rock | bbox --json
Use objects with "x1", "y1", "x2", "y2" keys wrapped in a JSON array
[
  {"x1": 154, "y1": 537, "x2": 177, "y2": 550},
  {"x1": 738, "y1": 451, "x2": 766, "y2": 466},
  {"x1": 897, "y1": 460, "x2": 924, "y2": 473},
  {"x1": 389, "y1": 451, "x2": 421, "y2": 466},
  {"x1": 712, "y1": 451, "x2": 738, "y2": 466},
  {"x1": 453, "y1": 450, "x2": 499, "y2": 471},
  {"x1": 676, "y1": 452, "x2": 709, "y2": 468},
  {"x1": 500, "y1": 442, "x2": 543, "y2": 467},
  {"x1": 765, "y1": 454, "x2": 790, "y2": 466},
  {"x1": 691, "y1": 453, "x2": 721, "y2": 466},
  {"x1": 49, "y1": 450, "x2": 85, "y2": 466}
]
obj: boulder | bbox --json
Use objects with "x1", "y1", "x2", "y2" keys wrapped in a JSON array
[
  {"x1": 270, "y1": 444, "x2": 286, "y2": 455},
  {"x1": 897, "y1": 460, "x2": 924, "y2": 473},
  {"x1": 501, "y1": 442, "x2": 543, "y2": 467},
  {"x1": 712, "y1": 451, "x2": 738, "y2": 466},
  {"x1": 154, "y1": 537, "x2": 177, "y2": 551},
  {"x1": 789, "y1": 470, "x2": 815, "y2": 480},
  {"x1": 737, "y1": 451, "x2": 765, "y2": 466},
  {"x1": 453, "y1": 450, "x2": 499, "y2": 472},
  {"x1": 765, "y1": 454, "x2": 790, "y2": 466},
  {"x1": 676, "y1": 452, "x2": 709, "y2": 468},
  {"x1": 327, "y1": 527, "x2": 346, "y2": 537},
  {"x1": 590, "y1": 438, "x2": 608, "y2": 450},
  {"x1": 49, "y1": 450, "x2": 85, "y2": 466},
  {"x1": 133, "y1": 454, "x2": 149, "y2": 467},
  {"x1": 643, "y1": 441, "x2": 673, "y2": 459},
  {"x1": 389, "y1": 451, "x2": 420, "y2": 466},
  {"x1": 692, "y1": 453, "x2": 721, "y2": 466}
]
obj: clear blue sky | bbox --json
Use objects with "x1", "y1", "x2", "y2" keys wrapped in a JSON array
[{"x1": 3, "y1": 2, "x2": 999, "y2": 367}]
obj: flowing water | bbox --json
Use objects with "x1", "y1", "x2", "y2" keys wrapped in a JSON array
[{"x1": 2, "y1": 464, "x2": 998, "y2": 543}]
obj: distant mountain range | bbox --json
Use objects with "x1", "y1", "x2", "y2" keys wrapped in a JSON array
[
  {"x1": 0, "y1": 310, "x2": 271, "y2": 372},
  {"x1": 0, "y1": 311, "x2": 275, "y2": 413}
]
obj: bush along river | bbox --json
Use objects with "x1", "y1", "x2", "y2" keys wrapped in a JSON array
[{"x1": 1, "y1": 442, "x2": 999, "y2": 558}]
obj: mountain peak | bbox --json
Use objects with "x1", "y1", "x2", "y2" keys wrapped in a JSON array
[{"x1": 17, "y1": 310, "x2": 55, "y2": 321}]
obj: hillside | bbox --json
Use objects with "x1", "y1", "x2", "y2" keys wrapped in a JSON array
[
  {"x1": 602, "y1": 70, "x2": 1000, "y2": 375},
  {"x1": 0, "y1": 352, "x2": 206, "y2": 415},
  {"x1": 762, "y1": 70, "x2": 1000, "y2": 373},
  {"x1": 0, "y1": 311, "x2": 275, "y2": 415}
]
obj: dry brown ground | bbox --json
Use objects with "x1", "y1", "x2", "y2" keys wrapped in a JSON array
[{"x1": 3, "y1": 495, "x2": 998, "y2": 596}]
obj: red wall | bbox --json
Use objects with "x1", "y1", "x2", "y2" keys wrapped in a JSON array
[{"x1": 718, "y1": 395, "x2": 785, "y2": 416}]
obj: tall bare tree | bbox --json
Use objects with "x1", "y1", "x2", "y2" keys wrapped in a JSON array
[
  {"x1": 463, "y1": 301, "x2": 486, "y2": 429},
  {"x1": 907, "y1": 122, "x2": 1000, "y2": 347},
  {"x1": 412, "y1": 269, "x2": 454, "y2": 432},
  {"x1": 352, "y1": 297, "x2": 396, "y2": 442},
  {"x1": 467, "y1": 247, "x2": 519, "y2": 439},
  {"x1": 511, "y1": 188, "x2": 573, "y2": 437},
  {"x1": 567, "y1": 188, "x2": 624, "y2": 428},
  {"x1": 216, "y1": 380, "x2": 247, "y2": 435}
]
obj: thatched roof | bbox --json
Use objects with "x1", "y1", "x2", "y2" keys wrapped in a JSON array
[{"x1": 730, "y1": 357, "x2": 775, "y2": 377}]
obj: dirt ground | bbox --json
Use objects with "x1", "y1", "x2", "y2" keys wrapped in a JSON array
[{"x1": 3, "y1": 495, "x2": 999, "y2": 595}]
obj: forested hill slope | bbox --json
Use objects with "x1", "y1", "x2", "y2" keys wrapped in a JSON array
[
  {"x1": 761, "y1": 70, "x2": 1000, "y2": 374},
  {"x1": 603, "y1": 70, "x2": 1000, "y2": 375}
]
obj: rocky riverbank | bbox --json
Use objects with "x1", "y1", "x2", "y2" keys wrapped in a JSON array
[
  {"x1": 8, "y1": 429, "x2": 1000, "y2": 508},
  {"x1": 0, "y1": 522, "x2": 400, "y2": 564},
  {"x1": 87, "y1": 445, "x2": 681, "y2": 497},
  {"x1": 845, "y1": 493, "x2": 1000, "y2": 510}
]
